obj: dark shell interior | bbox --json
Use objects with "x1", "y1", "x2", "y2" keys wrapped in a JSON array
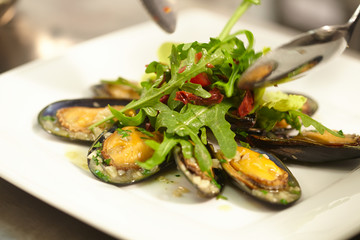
[
  {"x1": 247, "y1": 134, "x2": 360, "y2": 163},
  {"x1": 173, "y1": 145, "x2": 225, "y2": 198}
]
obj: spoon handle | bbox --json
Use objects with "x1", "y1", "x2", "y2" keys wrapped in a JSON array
[{"x1": 347, "y1": 4, "x2": 360, "y2": 42}]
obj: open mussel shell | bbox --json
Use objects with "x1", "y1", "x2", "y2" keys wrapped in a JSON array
[
  {"x1": 88, "y1": 125, "x2": 170, "y2": 185},
  {"x1": 92, "y1": 83, "x2": 140, "y2": 99},
  {"x1": 216, "y1": 146, "x2": 301, "y2": 205},
  {"x1": 173, "y1": 145, "x2": 225, "y2": 198},
  {"x1": 38, "y1": 98, "x2": 131, "y2": 143},
  {"x1": 299, "y1": 93, "x2": 318, "y2": 117},
  {"x1": 247, "y1": 131, "x2": 360, "y2": 163}
]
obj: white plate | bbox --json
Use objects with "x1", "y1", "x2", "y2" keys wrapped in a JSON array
[{"x1": 1, "y1": 9, "x2": 360, "y2": 240}]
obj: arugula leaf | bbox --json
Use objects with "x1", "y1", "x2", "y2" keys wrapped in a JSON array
[
  {"x1": 178, "y1": 139, "x2": 194, "y2": 159},
  {"x1": 136, "y1": 127, "x2": 154, "y2": 137},
  {"x1": 218, "y1": 0, "x2": 260, "y2": 41},
  {"x1": 190, "y1": 101, "x2": 237, "y2": 158},
  {"x1": 137, "y1": 133, "x2": 180, "y2": 169},
  {"x1": 256, "y1": 106, "x2": 305, "y2": 131},
  {"x1": 289, "y1": 110, "x2": 344, "y2": 137},
  {"x1": 153, "y1": 103, "x2": 212, "y2": 172},
  {"x1": 145, "y1": 61, "x2": 170, "y2": 79},
  {"x1": 180, "y1": 82, "x2": 211, "y2": 98},
  {"x1": 167, "y1": 88, "x2": 182, "y2": 110},
  {"x1": 109, "y1": 105, "x2": 145, "y2": 126},
  {"x1": 153, "y1": 101, "x2": 237, "y2": 172},
  {"x1": 115, "y1": 46, "x2": 225, "y2": 114},
  {"x1": 256, "y1": 107, "x2": 344, "y2": 138},
  {"x1": 213, "y1": 30, "x2": 263, "y2": 98},
  {"x1": 200, "y1": 127, "x2": 207, "y2": 145}
]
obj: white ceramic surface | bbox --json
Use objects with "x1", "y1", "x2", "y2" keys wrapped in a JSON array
[{"x1": 0, "y1": 9, "x2": 359, "y2": 240}]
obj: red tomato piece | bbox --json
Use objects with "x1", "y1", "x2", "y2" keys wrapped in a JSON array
[
  {"x1": 175, "y1": 88, "x2": 223, "y2": 106},
  {"x1": 159, "y1": 94, "x2": 169, "y2": 104},
  {"x1": 190, "y1": 72, "x2": 211, "y2": 87},
  {"x1": 237, "y1": 90, "x2": 254, "y2": 117},
  {"x1": 195, "y1": 52, "x2": 203, "y2": 63}
]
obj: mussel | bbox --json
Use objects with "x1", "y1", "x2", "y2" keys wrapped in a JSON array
[
  {"x1": 247, "y1": 130, "x2": 360, "y2": 163},
  {"x1": 173, "y1": 145, "x2": 225, "y2": 198},
  {"x1": 92, "y1": 81, "x2": 140, "y2": 99},
  {"x1": 299, "y1": 93, "x2": 318, "y2": 117},
  {"x1": 216, "y1": 146, "x2": 301, "y2": 205},
  {"x1": 88, "y1": 125, "x2": 169, "y2": 185},
  {"x1": 38, "y1": 98, "x2": 132, "y2": 143}
]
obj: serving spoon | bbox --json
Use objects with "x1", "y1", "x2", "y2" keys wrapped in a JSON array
[
  {"x1": 140, "y1": 0, "x2": 176, "y2": 33},
  {"x1": 238, "y1": 4, "x2": 360, "y2": 89}
]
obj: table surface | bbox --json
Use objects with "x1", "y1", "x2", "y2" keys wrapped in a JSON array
[{"x1": 1, "y1": 1, "x2": 359, "y2": 239}]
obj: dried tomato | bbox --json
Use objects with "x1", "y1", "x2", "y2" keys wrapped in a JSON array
[
  {"x1": 237, "y1": 90, "x2": 254, "y2": 117},
  {"x1": 159, "y1": 94, "x2": 170, "y2": 104},
  {"x1": 189, "y1": 72, "x2": 211, "y2": 87},
  {"x1": 175, "y1": 88, "x2": 224, "y2": 106}
]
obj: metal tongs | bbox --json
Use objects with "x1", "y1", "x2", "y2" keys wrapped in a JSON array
[{"x1": 238, "y1": 4, "x2": 360, "y2": 89}]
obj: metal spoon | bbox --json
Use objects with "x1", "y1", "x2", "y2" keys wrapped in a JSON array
[
  {"x1": 140, "y1": 0, "x2": 176, "y2": 33},
  {"x1": 238, "y1": 4, "x2": 360, "y2": 90}
]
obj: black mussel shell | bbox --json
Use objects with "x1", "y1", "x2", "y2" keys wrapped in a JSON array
[
  {"x1": 38, "y1": 98, "x2": 131, "y2": 143},
  {"x1": 216, "y1": 147, "x2": 301, "y2": 205},
  {"x1": 173, "y1": 145, "x2": 225, "y2": 198},
  {"x1": 87, "y1": 125, "x2": 170, "y2": 185},
  {"x1": 247, "y1": 132, "x2": 360, "y2": 163}
]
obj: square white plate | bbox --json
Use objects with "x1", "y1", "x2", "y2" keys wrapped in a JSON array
[{"x1": 1, "y1": 9, "x2": 360, "y2": 240}]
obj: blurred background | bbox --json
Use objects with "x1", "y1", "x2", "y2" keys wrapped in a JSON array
[
  {"x1": 1, "y1": 0, "x2": 360, "y2": 73},
  {"x1": 0, "y1": 0, "x2": 360, "y2": 239}
]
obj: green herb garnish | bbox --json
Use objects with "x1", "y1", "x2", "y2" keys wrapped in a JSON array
[
  {"x1": 93, "y1": 142, "x2": 102, "y2": 148},
  {"x1": 103, "y1": 159, "x2": 111, "y2": 165},
  {"x1": 116, "y1": 128, "x2": 132, "y2": 138},
  {"x1": 92, "y1": 155, "x2": 99, "y2": 165},
  {"x1": 42, "y1": 115, "x2": 56, "y2": 121},
  {"x1": 93, "y1": 170, "x2": 110, "y2": 182},
  {"x1": 260, "y1": 189, "x2": 268, "y2": 194}
]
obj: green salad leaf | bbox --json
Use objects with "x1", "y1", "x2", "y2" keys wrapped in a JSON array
[{"x1": 260, "y1": 91, "x2": 307, "y2": 112}]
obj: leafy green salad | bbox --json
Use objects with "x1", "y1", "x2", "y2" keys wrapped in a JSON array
[{"x1": 89, "y1": 0, "x2": 343, "y2": 177}]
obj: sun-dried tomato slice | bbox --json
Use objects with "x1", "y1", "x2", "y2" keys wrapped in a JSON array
[
  {"x1": 175, "y1": 88, "x2": 224, "y2": 106},
  {"x1": 237, "y1": 90, "x2": 254, "y2": 117}
]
